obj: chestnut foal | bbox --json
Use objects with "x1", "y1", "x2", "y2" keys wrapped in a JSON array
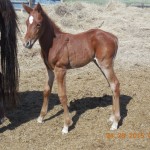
[{"x1": 23, "y1": 3, "x2": 120, "y2": 134}]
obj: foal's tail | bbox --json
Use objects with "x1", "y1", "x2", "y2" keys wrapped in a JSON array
[
  {"x1": 113, "y1": 35, "x2": 119, "y2": 60},
  {"x1": 0, "y1": 0, "x2": 19, "y2": 108}
]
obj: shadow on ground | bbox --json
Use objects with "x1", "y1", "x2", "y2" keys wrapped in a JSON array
[
  {"x1": 0, "y1": 91, "x2": 59, "y2": 133},
  {"x1": 69, "y1": 94, "x2": 132, "y2": 131},
  {"x1": 0, "y1": 91, "x2": 132, "y2": 133}
]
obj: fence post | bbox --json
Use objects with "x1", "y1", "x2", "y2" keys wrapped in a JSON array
[{"x1": 29, "y1": 0, "x2": 32, "y2": 7}]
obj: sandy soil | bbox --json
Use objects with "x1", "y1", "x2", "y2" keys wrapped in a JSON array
[{"x1": 0, "y1": 1, "x2": 150, "y2": 150}]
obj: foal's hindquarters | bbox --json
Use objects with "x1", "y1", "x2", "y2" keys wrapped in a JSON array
[{"x1": 93, "y1": 32, "x2": 121, "y2": 130}]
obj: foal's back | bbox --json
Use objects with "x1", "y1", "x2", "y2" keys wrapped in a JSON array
[{"x1": 48, "y1": 29, "x2": 118, "y2": 69}]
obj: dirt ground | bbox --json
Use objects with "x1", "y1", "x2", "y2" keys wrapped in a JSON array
[{"x1": 0, "y1": 1, "x2": 150, "y2": 150}]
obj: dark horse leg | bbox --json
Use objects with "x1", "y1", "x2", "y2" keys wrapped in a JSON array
[
  {"x1": 0, "y1": 100, "x2": 5, "y2": 124},
  {"x1": 0, "y1": 72, "x2": 5, "y2": 124}
]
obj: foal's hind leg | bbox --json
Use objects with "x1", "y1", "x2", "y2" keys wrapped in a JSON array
[
  {"x1": 94, "y1": 58, "x2": 120, "y2": 130},
  {"x1": 54, "y1": 67, "x2": 72, "y2": 134},
  {"x1": 37, "y1": 69, "x2": 54, "y2": 123}
]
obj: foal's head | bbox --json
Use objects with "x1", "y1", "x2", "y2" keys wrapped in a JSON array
[{"x1": 23, "y1": 3, "x2": 44, "y2": 49}]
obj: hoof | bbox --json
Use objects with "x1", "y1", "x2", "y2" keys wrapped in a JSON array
[
  {"x1": 110, "y1": 121, "x2": 118, "y2": 130},
  {"x1": 0, "y1": 116, "x2": 7, "y2": 124},
  {"x1": 37, "y1": 116, "x2": 43, "y2": 123},
  {"x1": 62, "y1": 125, "x2": 69, "y2": 134},
  {"x1": 0, "y1": 117, "x2": 5, "y2": 124},
  {"x1": 110, "y1": 126, "x2": 117, "y2": 131}
]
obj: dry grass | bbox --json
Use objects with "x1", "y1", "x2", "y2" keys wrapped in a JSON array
[{"x1": 0, "y1": 1, "x2": 150, "y2": 150}]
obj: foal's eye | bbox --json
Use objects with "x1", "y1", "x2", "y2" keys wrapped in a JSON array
[{"x1": 37, "y1": 24, "x2": 41, "y2": 28}]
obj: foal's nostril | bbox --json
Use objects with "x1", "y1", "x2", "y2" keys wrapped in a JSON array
[
  {"x1": 26, "y1": 41, "x2": 31, "y2": 47},
  {"x1": 24, "y1": 40, "x2": 31, "y2": 48}
]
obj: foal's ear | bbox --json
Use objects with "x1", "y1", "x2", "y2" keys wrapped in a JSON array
[
  {"x1": 22, "y1": 3, "x2": 33, "y2": 14},
  {"x1": 35, "y1": 3, "x2": 42, "y2": 13}
]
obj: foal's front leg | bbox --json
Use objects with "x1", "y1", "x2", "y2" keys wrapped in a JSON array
[
  {"x1": 37, "y1": 69, "x2": 54, "y2": 123},
  {"x1": 55, "y1": 67, "x2": 72, "y2": 134}
]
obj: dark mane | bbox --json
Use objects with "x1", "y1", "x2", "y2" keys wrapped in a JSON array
[
  {"x1": 0, "y1": 0, "x2": 19, "y2": 108},
  {"x1": 42, "y1": 10, "x2": 61, "y2": 34},
  {"x1": 39, "y1": 8, "x2": 62, "y2": 65}
]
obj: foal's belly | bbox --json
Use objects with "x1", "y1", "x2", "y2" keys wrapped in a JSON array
[{"x1": 68, "y1": 47, "x2": 94, "y2": 68}]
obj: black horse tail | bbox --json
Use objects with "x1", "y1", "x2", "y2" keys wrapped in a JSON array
[{"x1": 0, "y1": 0, "x2": 19, "y2": 108}]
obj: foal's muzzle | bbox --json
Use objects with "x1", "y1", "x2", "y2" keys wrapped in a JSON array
[
  {"x1": 23, "y1": 39, "x2": 35, "y2": 49},
  {"x1": 23, "y1": 40, "x2": 32, "y2": 49}
]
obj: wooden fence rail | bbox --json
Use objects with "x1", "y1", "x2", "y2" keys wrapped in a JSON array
[
  {"x1": 11, "y1": 0, "x2": 150, "y2": 10},
  {"x1": 11, "y1": 0, "x2": 62, "y2": 10}
]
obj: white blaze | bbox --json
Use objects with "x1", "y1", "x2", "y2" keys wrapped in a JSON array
[{"x1": 29, "y1": 16, "x2": 34, "y2": 24}]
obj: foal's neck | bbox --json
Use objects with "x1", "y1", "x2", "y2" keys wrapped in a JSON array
[
  {"x1": 39, "y1": 13, "x2": 62, "y2": 51},
  {"x1": 39, "y1": 12, "x2": 62, "y2": 65}
]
